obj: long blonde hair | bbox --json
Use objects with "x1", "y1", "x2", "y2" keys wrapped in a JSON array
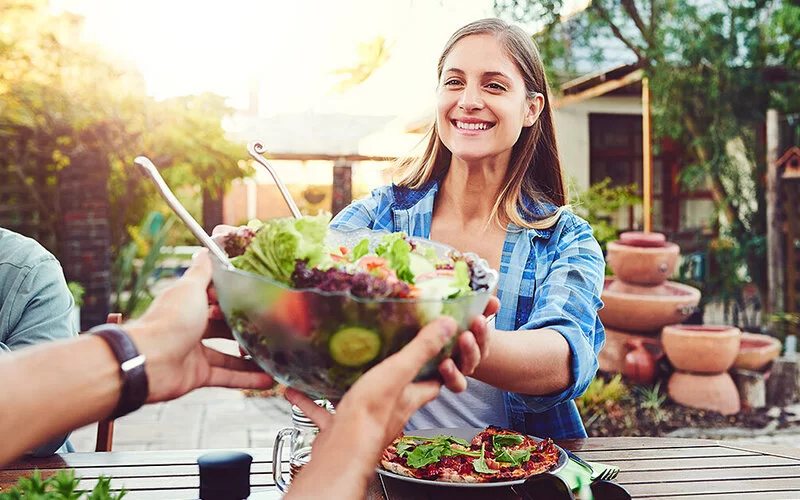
[{"x1": 395, "y1": 18, "x2": 567, "y2": 230}]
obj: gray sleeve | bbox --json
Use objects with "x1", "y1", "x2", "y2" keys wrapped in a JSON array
[{"x1": 0, "y1": 258, "x2": 77, "y2": 351}]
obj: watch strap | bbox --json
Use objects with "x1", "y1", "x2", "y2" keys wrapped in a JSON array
[{"x1": 89, "y1": 324, "x2": 150, "y2": 419}]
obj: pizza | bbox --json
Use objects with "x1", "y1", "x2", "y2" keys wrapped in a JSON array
[{"x1": 380, "y1": 426, "x2": 561, "y2": 483}]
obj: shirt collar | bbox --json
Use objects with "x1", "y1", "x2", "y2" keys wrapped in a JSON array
[{"x1": 392, "y1": 179, "x2": 559, "y2": 240}]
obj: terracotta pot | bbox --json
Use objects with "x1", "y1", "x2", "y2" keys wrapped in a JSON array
[
  {"x1": 622, "y1": 338, "x2": 664, "y2": 385},
  {"x1": 606, "y1": 241, "x2": 680, "y2": 286},
  {"x1": 619, "y1": 231, "x2": 666, "y2": 248},
  {"x1": 668, "y1": 371, "x2": 741, "y2": 415},
  {"x1": 662, "y1": 325, "x2": 741, "y2": 373},
  {"x1": 734, "y1": 332, "x2": 782, "y2": 371},
  {"x1": 599, "y1": 327, "x2": 657, "y2": 374},
  {"x1": 599, "y1": 279, "x2": 701, "y2": 334}
]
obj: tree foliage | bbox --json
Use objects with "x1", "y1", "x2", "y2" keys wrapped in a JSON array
[
  {"x1": 0, "y1": 0, "x2": 250, "y2": 252},
  {"x1": 496, "y1": 0, "x2": 800, "y2": 311},
  {"x1": 330, "y1": 35, "x2": 394, "y2": 93}
]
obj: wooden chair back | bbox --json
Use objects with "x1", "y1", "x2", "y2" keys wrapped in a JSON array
[{"x1": 94, "y1": 313, "x2": 121, "y2": 452}]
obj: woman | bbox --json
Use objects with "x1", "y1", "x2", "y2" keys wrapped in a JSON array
[{"x1": 331, "y1": 18, "x2": 606, "y2": 439}]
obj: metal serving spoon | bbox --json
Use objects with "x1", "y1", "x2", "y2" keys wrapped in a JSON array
[
  {"x1": 246, "y1": 140, "x2": 302, "y2": 219},
  {"x1": 133, "y1": 156, "x2": 233, "y2": 268}
]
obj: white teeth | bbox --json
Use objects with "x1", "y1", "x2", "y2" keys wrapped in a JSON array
[{"x1": 455, "y1": 121, "x2": 489, "y2": 130}]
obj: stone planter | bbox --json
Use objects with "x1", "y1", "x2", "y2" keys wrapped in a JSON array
[
  {"x1": 606, "y1": 240, "x2": 680, "y2": 286},
  {"x1": 668, "y1": 371, "x2": 741, "y2": 415},
  {"x1": 599, "y1": 278, "x2": 701, "y2": 334},
  {"x1": 662, "y1": 325, "x2": 741, "y2": 374}
]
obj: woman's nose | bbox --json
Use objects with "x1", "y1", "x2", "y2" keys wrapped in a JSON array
[{"x1": 458, "y1": 85, "x2": 484, "y2": 111}]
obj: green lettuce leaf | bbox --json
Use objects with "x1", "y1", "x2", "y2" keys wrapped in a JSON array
[
  {"x1": 447, "y1": 260, "x2": 472, "y2": 299},
  {"x1": 352, "y1": 238, "x2": 370, "y2": 261},
  {"x1": 375, "y1": 233, "x2": 414, "y2": 283},
  {"x1": 231, "y1": 213, "x2": 332, "y2": 284}
]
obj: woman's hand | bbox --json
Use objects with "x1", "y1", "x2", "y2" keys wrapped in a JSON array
[
  {"x1": 444, "y1": 296, "x2": 499, "y2": 391},
  {"x1": 127, "y1": 250, "x2": 273, "y2": 403}
]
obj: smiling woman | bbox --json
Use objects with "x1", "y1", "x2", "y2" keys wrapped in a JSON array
[{"x1": 330, "y1": 18, "x2": 606, "y2": 441}]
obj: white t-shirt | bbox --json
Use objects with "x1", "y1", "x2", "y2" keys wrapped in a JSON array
[{"x1": 406, "y1": 377, "x2": 509, "y2": 430}]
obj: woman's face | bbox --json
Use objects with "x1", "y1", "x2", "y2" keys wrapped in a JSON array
[{"x1": 436, "y1": 34, "x2": 540, "y2": 164}]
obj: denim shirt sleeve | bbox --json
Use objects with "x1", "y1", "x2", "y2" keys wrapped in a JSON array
[{"x1": 513, "y1": 217, "x2": 606, "y2": 413}]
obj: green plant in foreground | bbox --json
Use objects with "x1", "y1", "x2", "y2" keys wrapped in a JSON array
[
  {"x1": 0, "y1": 469, "x2": 125, "y2": 499},
  {"x1": 635, "y1": 382, "x2": 668, "y2": 424},
  {"x1": 576, "y1": 374, "x2": 630, "y2": 427}
]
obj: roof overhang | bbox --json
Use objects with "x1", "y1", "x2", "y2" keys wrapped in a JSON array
[{"x1": 554, "y1": 63, "x2": 644, "y2": 108}]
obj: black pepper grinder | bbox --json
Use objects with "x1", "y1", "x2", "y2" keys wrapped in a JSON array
[{"x1": 197, "y1": 451, "x2": 253, "y2": 500}]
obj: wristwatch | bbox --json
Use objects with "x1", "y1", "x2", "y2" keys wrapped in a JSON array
[{"x1": 89, "y1": 324, "x2": 150, "y2": 419}]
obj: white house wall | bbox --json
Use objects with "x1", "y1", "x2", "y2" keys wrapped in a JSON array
[{"x1": 553, "y1": 95, "x2": 643, "y2": 192}]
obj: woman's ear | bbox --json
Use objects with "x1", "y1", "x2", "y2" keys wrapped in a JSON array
[{"x1": 524, "y1": 93, "x2": 545, "y2": 127}]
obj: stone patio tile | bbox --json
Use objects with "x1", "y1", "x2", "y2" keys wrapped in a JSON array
[
  {"x1": 115, "y1": 402, "x2": 164, "y2": 423},
  {"x1": 111, "y1": 420, "x2": 202, "y2": 449},
  {"x1": 200, "y1": 429, "x2": 250, "y2": 449},
  {"x1": 249, "y1": 425, "x2": 293, "y2": 448}
]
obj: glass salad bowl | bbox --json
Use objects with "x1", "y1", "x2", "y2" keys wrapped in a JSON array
[
  {"x1": 135, "y1": 145, "x2": 498, "y2": 400},
  {"x1": 210, "y1": 227, "x2": 499, "y2": 399}
]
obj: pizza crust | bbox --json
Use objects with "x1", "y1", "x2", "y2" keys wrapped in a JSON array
[{"x1": 380, "y1": 460, "x2": 418, "y2": 479}]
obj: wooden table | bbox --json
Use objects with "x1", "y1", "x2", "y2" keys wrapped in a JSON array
[{"x1": 2, "y1": 438, "x2": 800, "y2": 499}]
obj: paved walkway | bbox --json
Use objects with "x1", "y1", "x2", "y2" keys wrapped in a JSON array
[{"x1": 69, "y1": 387, "x2": 293, "y2": 452}]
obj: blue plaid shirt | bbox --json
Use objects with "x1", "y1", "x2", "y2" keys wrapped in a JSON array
[{"x1": 331, "y1": 181, "x2": 605, "y2": 439}]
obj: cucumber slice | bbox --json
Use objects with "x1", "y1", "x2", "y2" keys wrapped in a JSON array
[
  {"x1": 329, "y1": 327, "x2": 382, "y2": 367},
  {"x1": 415, "y1": 276, "x2": 460, "y2": 300},
  {"x1": 409, "y1": 252, "x2": 437, "y2": 279}
]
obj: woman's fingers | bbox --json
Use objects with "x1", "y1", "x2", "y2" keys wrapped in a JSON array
[
  {"x1": 438, "y1": 357, "x2": 468, "y2": 392},
  {"x1": 469, "y1": 314, "x2": 491, "y2": 360},
  {"x1": 453, "y1": 330, "x2": 480, "y2": 378},
  {"x1": 483, "y1": 296, "x2": 501, "y2": 317},
  {"x1": 285, "y1": 388, "x2": 334, "y2": 430}
]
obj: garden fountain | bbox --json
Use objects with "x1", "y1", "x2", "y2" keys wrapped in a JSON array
[{"x1": 598, "y1": 231, "x2": 745, "y2": 415}]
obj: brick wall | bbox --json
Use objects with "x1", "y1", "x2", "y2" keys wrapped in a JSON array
[{"x1": 58, "y1": 151, "x2": 111, "y2": 331}]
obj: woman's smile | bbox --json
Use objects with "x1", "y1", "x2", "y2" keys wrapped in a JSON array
[{"x1": 451, "y1": 118, "x2": 496, "y2": 135}]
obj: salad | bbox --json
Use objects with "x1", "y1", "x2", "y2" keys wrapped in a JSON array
[{"x1": 215, "y1": 213, "x2": 496, "y2": 397}]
